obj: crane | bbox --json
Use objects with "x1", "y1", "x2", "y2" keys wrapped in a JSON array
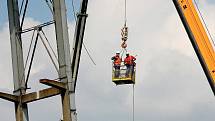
[{"x1": 173, "y1": 0, "x2": 215, "y2": 95}]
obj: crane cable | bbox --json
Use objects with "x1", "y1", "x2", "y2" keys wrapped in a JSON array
[
  {"x1": 123, "y1": 0, "x2": 135, "y2": 121},
  {"x1": 121, "y1": 0, "x2": 128, "y2": 56},
  {"x1": 132, "y1": 84, "x2": 135, "y2": 121},
  {"x1": 124, "y1": 0, "x2": 127, "y2": 25}
]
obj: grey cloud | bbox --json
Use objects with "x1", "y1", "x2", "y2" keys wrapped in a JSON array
[{"x1": 1, "y1": 0, "x2": 215, "y2": 121}]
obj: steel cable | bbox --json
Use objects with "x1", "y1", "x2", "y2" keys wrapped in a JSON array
[
  {"x1": 132, "y1": 84, "x2": 135, "y2": 121},
  {"x1": 41, "y1": 30, "x2": 58, "y2": 61},
  {"x1": 38, "y1": 32, "x2": 59, "y2": 73}
]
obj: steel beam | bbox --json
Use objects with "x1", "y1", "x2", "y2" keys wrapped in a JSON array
[
  {"x1": 7, "y1": 0, "x2": 29, "y2": 121},
  {"x1": 40, "y1": 79, "x2": 66, "y2": 90},
  {"x1": 22, "y1": 87, "x2": 61, "y2": 103},
  {"x1": 71, "y1": 1, "x2": 88, "y2": 90},
  {"x1": 52, "y1": 0, "x2": 73, "y2": 120},
  {"x1": 70, "y1": 1, "x2": 88, "y2": 120},
  {"x1": 0, "y1": 92, "x2": 18, "y2": 102}
]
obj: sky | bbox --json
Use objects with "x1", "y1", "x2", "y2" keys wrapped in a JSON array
[{"x1": 1, "y1": 0, "x2": 215, "y2": 121}]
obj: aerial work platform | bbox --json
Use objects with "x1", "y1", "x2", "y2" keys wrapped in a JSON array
[{"x1": 112, "y1": 64, "x2": 136, "y2": 85}]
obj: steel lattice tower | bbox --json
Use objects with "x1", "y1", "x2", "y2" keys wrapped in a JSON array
[{"x1": 0, "y1": 0, "x2": 88, "y2": 121}]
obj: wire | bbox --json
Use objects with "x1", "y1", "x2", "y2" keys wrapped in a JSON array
[
  {"x1": 45, "y1": 0, "x2": 54, "y2": 15},
  {"x1": 132, "y1": 84, "x2": 135, "y2": 121},
  {"x1": 41, "y1": 30, "x2": 58, "y2": 61},
  {"x1": 25, "y1": 29, "x2": 40, "y2": 88},
  {"x1": 19, "y1": 0, "x2": 25, "y2": 14},
  {"x1": 20, "y1": 0, "x2": 29, "y2": 29},
  {"x1": 24, "y1": 30, "x2": 36, "y2": 71},
  {"x1": 21, "y1": 29, "x2": 36, "y2": 86},
  {"x1": 83, "y1": 43, "x2": 96, "y2": 65},
  {"x1": 124, "y1": 0, "x2": 127, "y2": 25},
  {"x1": 71, "y1": 0, "x2": 96, "y2": 65},
  {"x1": 38, "y1": 32, "x2": 59, "y2": 73}
]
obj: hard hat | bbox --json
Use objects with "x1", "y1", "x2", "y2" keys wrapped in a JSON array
[
  {"x1": 126, "y1": 52, "x2": 129, "y2": 55},
  {"x1": 116, "y1": 51, "x2": 120, "y2": 54}
]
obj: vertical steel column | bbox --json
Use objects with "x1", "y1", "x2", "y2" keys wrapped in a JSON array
[
  {"x1": 70, "y1": 0, "x2": 88, "y2": 120},
  {"x1": 7, "y1": 0, "x2": 29, "y2": 121},
  {"x1": 52, "y1": 0, "x2": 73, "y2": 121}
]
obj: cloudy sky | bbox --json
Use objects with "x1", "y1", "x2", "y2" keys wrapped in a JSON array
[{"x1": 1, "y1": 0, "x2": 215, "y2": 121}]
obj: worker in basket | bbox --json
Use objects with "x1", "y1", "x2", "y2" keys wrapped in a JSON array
[
  {"x1": 111, "y1": 51, "x2": 122, "y2": 78},
  {"x1": 124, "y1": 52, "x2": 136, "y2": 78}
]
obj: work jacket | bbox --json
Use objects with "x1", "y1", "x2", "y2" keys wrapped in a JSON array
[
  {"x1": 124, "y1": 55, "x2": 136, "y2": 66},
  {"x1": 112, "y1": 55, "x2": 121, "y2": 65}
]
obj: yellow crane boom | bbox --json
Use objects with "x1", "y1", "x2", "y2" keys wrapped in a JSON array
[{"x1": 173, "y1": 0, "x2": 215, "y2": 95}]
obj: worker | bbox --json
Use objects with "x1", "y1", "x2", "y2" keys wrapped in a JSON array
[
  {"x1": 111, "y1": 51, "x2": 122, "y2": 78},
  {"x1": 124, "y1": 52, "x2": 136, "y2": 78}
]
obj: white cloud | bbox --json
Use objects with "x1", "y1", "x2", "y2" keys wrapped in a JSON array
[
  {"x1": 1, "y1": 0, "x2": 215, "y2": 121},
  {"x1": 0, "y1": 23, "x2": 13, "y2": 91}
]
